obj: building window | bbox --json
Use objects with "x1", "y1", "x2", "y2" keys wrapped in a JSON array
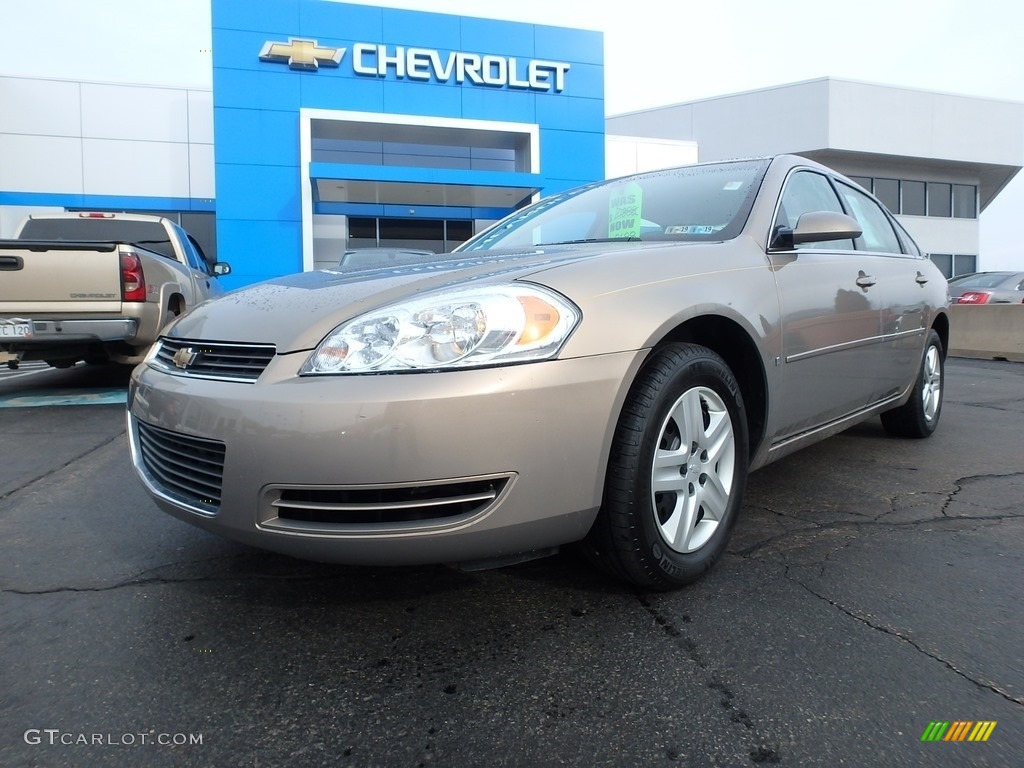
[
  {"x1": 843, "y1": 176, "x2": 977, "y2": 219},
  {"x1": 848, "y1": 176, "x2": 872, "y2": 192},
  {"x1": 345, "y1": 217, "x2": 473, "y2": 253},
  {"x1": 929, "y1": 253, "x2": 953, "y2": 278},
  {"x1": 929, "y1": 253, "x2": 977, "y2": 278},
  {"x1": 927, "y1": 182, "x2": 952, "y2": 217},
  {"x1": 873, "y1": 178, "x2": 900, "y2": 212},
  {"x1": 901, "y1": 181, "x2": 926, "y2": 216},
  {"x1": 953, "y1": 254, "x2": 977, "y2": 276},
  {"x1": 953, "y1": 184, "x2": 977, "y2": 218},
  {"x1": 310, "y1": 118, "x2": 531, "y2": 173}
]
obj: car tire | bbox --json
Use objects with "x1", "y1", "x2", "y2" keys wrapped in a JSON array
[
  {"x1": 880, "y1": 329, "x2": 944, "y2": 439},
  {"x1": 584, "y1": 343, "x2": 749, "y2": 590}
]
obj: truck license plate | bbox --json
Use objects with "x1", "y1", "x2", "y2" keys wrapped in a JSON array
[{"x1": 0, "y1": 320, "x2": 32, "y2": 338}]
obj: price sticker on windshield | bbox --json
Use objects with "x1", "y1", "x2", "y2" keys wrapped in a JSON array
[{"x1": 608, "y1": 182, "x2": 644, "y2": 238}]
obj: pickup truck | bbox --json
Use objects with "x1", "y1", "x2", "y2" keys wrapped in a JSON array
[{"x1": 0, "y1": 212, "x2": 230, "y2": 368}]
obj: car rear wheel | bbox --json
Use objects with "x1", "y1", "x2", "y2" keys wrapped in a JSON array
[
  {"x1": 880, "y1": 329, "x2": 944, "y2": 438},
  {"x1": 584, "y1": 343, "x2": 749, "y2": 590}
]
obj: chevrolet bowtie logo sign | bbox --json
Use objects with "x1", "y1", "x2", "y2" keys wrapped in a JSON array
[
  {"x1": 258, "y1": 38, "x2": 344, "y2": 71},
  {"x1": 172, "y1": 347, "x2": 199, "y2": 369}
]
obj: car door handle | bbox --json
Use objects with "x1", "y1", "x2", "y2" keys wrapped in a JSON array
[
  {"x1": 856, "y1": 271, "x2": 876, "y2": 288},
  {"x1": 915, "y1": 272, "x2": 929, "y2": 285}
]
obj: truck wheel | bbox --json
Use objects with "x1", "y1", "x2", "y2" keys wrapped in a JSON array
[{"x1": 584, "y1": 343, "x2": 749, "y2": 590}]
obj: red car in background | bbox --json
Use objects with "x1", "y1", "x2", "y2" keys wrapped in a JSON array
[{"x1": 948, "y1": 271, "x2": 1024, "y2": 304}]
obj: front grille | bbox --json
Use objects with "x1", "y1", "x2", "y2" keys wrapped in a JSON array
[
  {"x1": 136, "y1": 421, "x2": 226, "y2": 513},
  {"x1": 154, "y1": 338, "x2": 276, "y2": 382},
  {"x1": 263, "y1": 476, "x2": 512, "y2": 530}
]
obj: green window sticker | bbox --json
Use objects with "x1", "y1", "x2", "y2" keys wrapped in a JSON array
[{"x1": 608, "y1": 182, "x2": 643, "y2": 238}]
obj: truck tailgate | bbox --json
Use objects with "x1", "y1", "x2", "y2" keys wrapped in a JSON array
[{"x1": 0, "y1": 240, "x2": 122, "y2": 308}]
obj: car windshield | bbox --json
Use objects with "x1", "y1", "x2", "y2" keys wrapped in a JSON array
[
  {"x1": 457, "y1": 159, "x2": 769, "y2": 252},
  {"x1": 948, "y1": 273, "x2": 1013, "y2": 289}
]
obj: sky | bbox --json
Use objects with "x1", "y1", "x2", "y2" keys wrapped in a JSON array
[{"x1": 2, "y1": 0, "x2": 1022, "y2": 268}]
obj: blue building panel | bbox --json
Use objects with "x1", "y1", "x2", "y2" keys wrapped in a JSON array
[
  {"x1": 534, "y1": 24, "x2": 604, "y2": 66},
  {"x1": 212, "y1": 0, "x2": 605, "y2": 286},
  {"x1": 213, "y1": 108, "x2": 301, "y2": 167},
  {"x1": 212, "y1": 68, "x2": 302, "y2": 111},
  {"x1": 458, "y1": 88, "x2": 538, "y2": 125},
  {"x1": 0, "y1": 192, "x2": 213, "y2": 212},
  {"x1": 460, "y1": 18, "x2": 537, "y2": 59},
  {"x1": 299, "y1": 75, "x2": 385, "y2": 113},
  {"x1": 536, "y1": 94, "x2": 606, "y2": 132},
  {"x1": 215, "y1": 164, "x2": 302, "y2": 222},
  {"x1": 298, "y1": 0, "x2": 383, "y2": 40},
  {"x1": 213, "y1": 0, "x2": 300, "y2": 34},
  {"x1": 558, "y1": 62, "x2": 605, "y2": 101},
  {"x1": 381, "y1": 7, "x2": 462, "y2": 51},
  {"x1": 538, "y1": 129, "x2": 606, "y2": 188},
  {"x1": 381, "y1": 79, "x2": 462, "y2": 117},
  {"x1": 215, "y1": 219, "x2": 304, "y2": 284}
]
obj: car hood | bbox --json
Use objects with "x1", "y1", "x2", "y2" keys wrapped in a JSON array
[{"x1": 165, "y1": 244, "x2": 646, "y2": 354}]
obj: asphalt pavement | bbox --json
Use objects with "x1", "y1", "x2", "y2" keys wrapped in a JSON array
[{"x1": 0, "y1": 358, "x2": 1021, "y2": 767}]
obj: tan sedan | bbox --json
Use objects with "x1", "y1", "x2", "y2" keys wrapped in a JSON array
[{"x1": 128, "y1": 155, "x2": 949, "y2": 589}]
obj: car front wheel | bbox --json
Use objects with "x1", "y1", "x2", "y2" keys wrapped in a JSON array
[{"x1": 584, "y1": 343, "x2": 750, "y2": 590}]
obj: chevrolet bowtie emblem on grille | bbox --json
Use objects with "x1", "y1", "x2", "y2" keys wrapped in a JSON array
[
  {"x1": 259, "y1": 38, "x2": 344, "y2": 71},
  {"x1": 172, "y1": 347, "x2": 199, "y2": 369}
]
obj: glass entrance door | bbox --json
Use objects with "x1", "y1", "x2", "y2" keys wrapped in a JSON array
[{"x1": 347, "y1": 217, "x2": 474, "y2": 253}]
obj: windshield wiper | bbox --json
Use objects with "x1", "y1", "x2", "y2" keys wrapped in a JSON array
[{"x1": 539, "y1": 237, "x2": 642, "y2": 245}]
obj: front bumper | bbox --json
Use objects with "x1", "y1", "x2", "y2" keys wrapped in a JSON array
[{"x1": 128, "y1": 349, "x2": 646, "y2": 565}]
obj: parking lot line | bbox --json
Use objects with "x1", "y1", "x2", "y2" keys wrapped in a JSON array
[{"x1": 0, "y1": 388, "x2": 128, "y2": 408}]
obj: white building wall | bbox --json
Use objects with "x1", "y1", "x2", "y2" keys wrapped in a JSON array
[
  {"x1": 0, "y1": 75, "x2": 214, "y2": 202},
  {"x1": 605, "y1": 136, "x2": 697, "y2": 177},
  {"x1": 828, "y1": 80, "x2": 1024, "y2": 167},
  {"x1": 606, "y1": 79, "x2": 833, "y2": 159},
  {"x1": 899, "y1": 217, "x2": 979, "y2": 258}
]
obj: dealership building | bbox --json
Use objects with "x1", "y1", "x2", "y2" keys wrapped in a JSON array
[{"x1": 1, "y1": 0, "x2": 1021, "y2": 286}]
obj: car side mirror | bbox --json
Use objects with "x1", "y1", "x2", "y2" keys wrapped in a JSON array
[
  {"x1": 770, "y1": 211, "x2": 862, "y2": 250},
  {"x1": 213, "y1": 262, "x2": 232, "y2": 276},
  {"x1": 791, "y1": 211, "x2": 862, "y2": 245}
]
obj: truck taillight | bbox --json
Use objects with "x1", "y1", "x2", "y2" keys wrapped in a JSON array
[
  {"x1": 120, "y1": 249, "x2": 147, "y2": 301},
  {"x1": 957, "y1": 291, "x2": 991, "y2": 304}
]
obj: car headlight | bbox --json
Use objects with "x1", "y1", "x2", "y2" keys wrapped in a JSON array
[{"x1": 301, "y1": 283, "x2": 580, "y2": 374}]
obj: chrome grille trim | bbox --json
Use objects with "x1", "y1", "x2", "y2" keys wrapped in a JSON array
[
  {"x1": 259, "y1": 475, "x2": 514, "y2": 534},
  {"x1": 152, "y1": 338, "x2": 276, "y2": 383},
  {"x1": 132, "y1": 419, "x2": 226, "y2": 515}
]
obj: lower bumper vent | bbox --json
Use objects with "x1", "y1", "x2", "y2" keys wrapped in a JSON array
[{"x1": 263, "y1": 476, "x2": 512, "y2": 531}]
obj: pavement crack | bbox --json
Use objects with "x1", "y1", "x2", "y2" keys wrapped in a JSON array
[
  {"x1": 938, "y1": 471, "x2": 1024, "y2": 517},
  {"x1": 636, "y1": 593, "x2": 782, "y2": 764},
  {"x1": 787, "y1": 571, "x2": 1024, "y2": 708},
  {"x1": 0, "y1": 430, "x2": 126, "y2": 504},
  {"x1": 733, "y1": 471, "x2": 1024, "y2": 558},
  {"x1": 0, "y1": 553, "x2": 326, "y2": 595}
]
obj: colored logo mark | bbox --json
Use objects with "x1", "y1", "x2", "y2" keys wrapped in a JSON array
[
  {"x1": 921, "y1": 721, "x2": 997, "y2": 742},
  {"x1": 259, "y1": 38, "x2": 344, "y2": 71}
]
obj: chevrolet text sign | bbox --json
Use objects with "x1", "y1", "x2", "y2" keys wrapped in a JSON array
[{"x1": 260, "y1": 38, "x2": 571, "y2": 92}]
